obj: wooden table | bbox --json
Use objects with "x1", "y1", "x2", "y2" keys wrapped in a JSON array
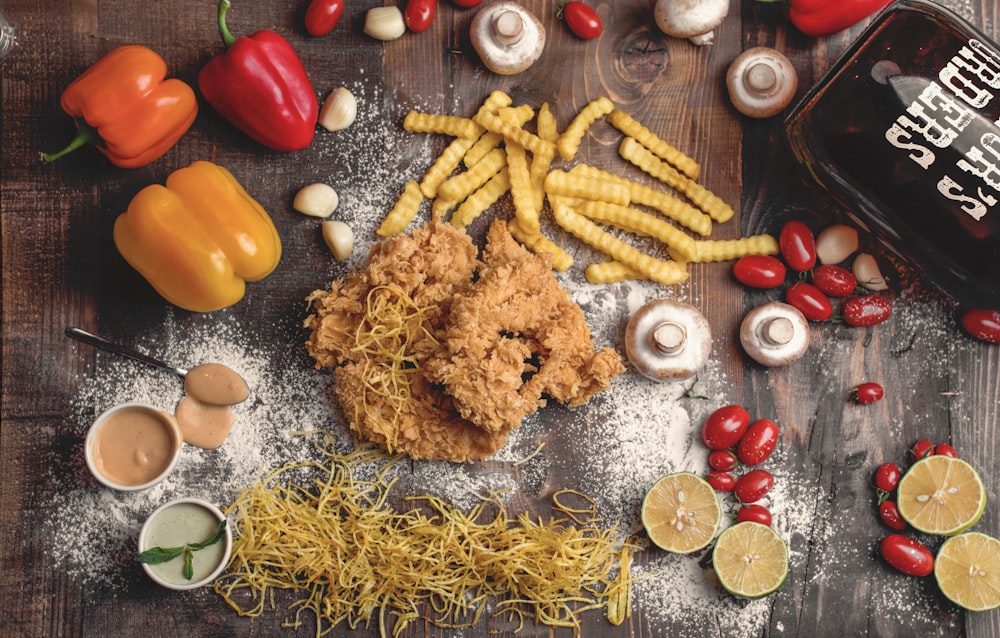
[{"x1": 3, "y1": 0, "x2": 999, "y2": 636}]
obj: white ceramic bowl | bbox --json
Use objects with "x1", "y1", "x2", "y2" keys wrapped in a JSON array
[
  {"x1": 84, "y1": 402, "x2": 183, "y2": 491},
  {"x1": 138, "y1": 497, "x2": 233, "y2": 591}
]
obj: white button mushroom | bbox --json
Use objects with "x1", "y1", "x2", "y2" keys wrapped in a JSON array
[
  {"x1": 625, "y1": 300, "x2": 712, "y2": 382},
  {"x1": 470, "y1": 1, "x2": 546, "y2": 75},
  {"x1": 654, "y1": 0, "x2": 730, "y2": 46},
  {"x1": 740, "y1": 302, "x2": 810, "y2": 367},
  {"x1": 726, "y1": 47, "x2": 797, "y2": 118}
]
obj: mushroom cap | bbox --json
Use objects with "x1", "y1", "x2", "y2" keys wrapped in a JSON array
[
  {"x1": 654, "y1": 0, "x2": 730, "y2": 39},
  {"x1": 625, "y1": 299, "x2": 712, "y2": 382},
  {"x1": 739, "y1": 302, "x2": 809, "y2": 367},
  {"x1": 726, "y1": 46, "x2": 798, "y2": 118},
  {"x1": 470, "y1": 1, "x2": 546, "y2": 75}
]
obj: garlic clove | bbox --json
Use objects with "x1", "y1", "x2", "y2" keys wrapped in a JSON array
[
  {"x1": 852, "y1": 252, "x2": 889, "y2": 291},
  {"x1": 364, "y1": 6, "x2": 406, "y2": 41},
  {"x1": 294, "y1": 183, "x2": 339, "y2": 218},
  {"x1": 815, "y1": 224, "x2": 859, "y2": 264},
  {"x1": 322, "y1": 220, "x2": 354, "y2": 261},
  {"x1": 319, "y1": 87, "x2": 357, "y2": 132}
]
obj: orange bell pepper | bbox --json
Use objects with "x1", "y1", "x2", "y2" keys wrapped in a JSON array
[
  {"x1": 42, "y1": 45, "x2": 197, "y2": 168},
  {"x1": 113, "y1": 161, "x2": 282, "y2": 312}
]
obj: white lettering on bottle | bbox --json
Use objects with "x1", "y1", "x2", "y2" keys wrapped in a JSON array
[
  {"x1": 957, "y1": 132, "x2": 1000, "y2": 192},
  {"x1": 886, "y1": 122, "x2": 936, "y2": 168},
  {"x1": 938, "y1": 175, "x2": 993, "y2": 221}
]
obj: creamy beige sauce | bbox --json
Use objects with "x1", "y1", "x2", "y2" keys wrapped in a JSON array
[
  {"x1": 183, "y1": 363, "x2": 249, "y2": 406},
  {"x1": 175, "y1": 396, "x2": 235, "y2": 450},
  {"x1": 91, "y1": 407, "x2": 179, "y2": 486}
]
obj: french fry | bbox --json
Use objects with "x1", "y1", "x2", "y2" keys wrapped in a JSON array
[
  {"x1": 585, "y1": 260, "x2": 644, "y2": 284},
  {"x1": 544, "y1": 169, "x2": 631, "y2": 206},
  {"x1": 507, "y1": 142, "x2": 540, "y2": 235},
  {"x1": 573, "y1": 199, "x2": 697, "y2": 262},
  {"x1": 537, "y1": 102, "x2": 559, "y2": 143},
  {"x1": 507, "y1": 218, "x2": 574, "y2": 271},
  {"x1": 451, "y1": 168, "x2": 511, "y2": 228},
  {"x1": 679, "y1": 234, "x2": 780, "y2": 263},
  {"x1": 551, "y1": 198, "x2": 688, "y2": 286},
  {"x1": 607, "y1": 109, "x2": 700, "y2": 180},
  {"x1": 557, "y1": 96, "x2": 615, "y2": 161},
  {"x1": 419, "y1": 136, "x2": 476, "y2": 198},
  {"x1": 474, "y1": 108, "x2": 556, "y2": 158},
  {"x1": 402, "y1": 111, "x2": 483, "y2": 140},
  {"x1": 498, "y1": 104, "x2": 535, "y2": 125},
  {"x1": 437, "y1": 147, "x2": 506, "y2": 202},
  {"x1": 529, "y1": 144, "x2": 556, "y2": 212},
  {"x1": 476, "y1": 90, "x2": 513, "y2": 117},
  {"x1": 378, "y1": 180, "x2": 424, "y2": 236},
  {"x1": 619, "y1": 137, "x2": 735, "y2": 223},
  {"x1": 463, "y1": 107, "x2": 533, "y2": 168}
]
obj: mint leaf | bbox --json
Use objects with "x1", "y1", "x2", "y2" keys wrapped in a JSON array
[
  {"x1": 137, "y1": 546, "x2": 185, "y2": 565},
  {"x1": 189, "y1": 520, "x2": 227, "y2": 550},
  {"x1": 183, "y1": 548, "x2": 194, "y2": 581}
]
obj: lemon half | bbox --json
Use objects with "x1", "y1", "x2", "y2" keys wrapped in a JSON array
[
  {"x1": 712, "y1": 522, "x2": 789, "y2": 599},
  {"x1": 641, "y1": 472, "x2": 721, "y2": 554},
  {"x1": 935, "y1": 532, "x2": 1000, "y2": 611},
  {"x1": 897, "y1": 455, "x2": 986, "y2": 536}
]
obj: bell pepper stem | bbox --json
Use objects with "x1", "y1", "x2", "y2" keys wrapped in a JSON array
[
  {"x1": 40, "y1": 122, "x2": 102, "y2": 163},
  {"x1": 217, "y1": 0, "x2": 236, "y2": 48}
]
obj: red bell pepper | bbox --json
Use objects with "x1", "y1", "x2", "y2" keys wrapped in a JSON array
[
  {"x1": 199, "y1": 0, "x2": 318, "y2": 152},
  {"x1": 758, "y1": 0, "x2": 892, "y2": 37}
]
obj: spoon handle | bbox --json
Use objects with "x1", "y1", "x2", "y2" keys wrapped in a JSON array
[{"x1": 65, "y1": 327, "x2": 188, "y2": 377}]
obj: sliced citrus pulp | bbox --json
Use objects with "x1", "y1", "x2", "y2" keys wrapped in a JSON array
[
  {"x1": 897, "y1": 455, "x2": 986, "y2": 536},
  {"x1": 712, "y1": 521, "x2": 789, "y2": 598},
  {"x1": 641, "y1": 472, "x2": 721, "y2": 554},
  {"x1": 934, "y1": 532, "x2": 1000, "y2": 611}
]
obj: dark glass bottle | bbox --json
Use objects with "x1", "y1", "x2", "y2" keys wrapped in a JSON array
[{"x1": 785, "y1": 0, "x2": 1000, "y2": 308}]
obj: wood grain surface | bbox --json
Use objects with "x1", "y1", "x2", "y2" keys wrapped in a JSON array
[{"x1": 2, "y1": 0, "x2": 999, "y2": 636}]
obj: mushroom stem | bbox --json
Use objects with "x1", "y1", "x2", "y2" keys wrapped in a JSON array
[
  {"x1": 650, "y1": 321, "x2": 687, "y2": 355},
  {"x1": 494, "y1": 11, "x2": 524, "y2": 44},
  {"x1": 761, "y1": 317, "x2": 794, "y2": 346}
]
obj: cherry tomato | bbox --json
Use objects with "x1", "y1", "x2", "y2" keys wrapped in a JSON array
[
  {"x1": 779, "y1": 220, "x2": 817, "y2": 271},
  {"x1": 737, "y1": 419, "x2": 780, "y2": 466},
  {"x1": 708, "y1": 450, "x2": 738, "y2": 472},
  {"x1": 934, "y1": 443, "x2": 958, "y2": 458},
  {"x1": 701, "y1": 405, "x2": 751, "y2": 450},
  {"x1": 879, "y1": 501, "x2": 907, "y2": 531},
  {"x1": 880, "y1": 534, "x2": 934, "y2": 576},
  {"x1": 873, "y1": 462, "x2": 901, "y2": 493},
  {"x1": 842, "y1": 294, "x2": 892, "y2": 327},
  {"x1": 405, "y1": 0, "x2": 437, "y2": 32},
  {"x1": 786, "y1": 282, "x2": 833, "y2": 322},
  {"x1": 305, "y1": 0, "x2": 345, "y2": 36},
  {"x1": 561, "y1": 1, "x2": 602, "y2": 39},
  {"x1": 910, "y1": 439, "x2": 935, "y2": 460},
  {"x1": 811, "y1": 264, "x2": 857, "y2": 297},
  {"x1": 851, "y1": 382, "x2": 884, "y2": 405},
  {"x1": 737, "y1": 504, "x2": 772, "y2": 526},
  {"x1": 960, "y1": 308, "x2": 1000, "y2": 344},
  {"x1": 451, "y1": 0, "x2": 483, "y2": 7},
  {"x1": 706, "y1": 471, "x2": 736, "y2": 492},
  {"x1": 734, "y1": 469, "x2": 774, "y2": 504},
  {"x1": 733, "y1": 255, "x2": 787, "y2": 289}
]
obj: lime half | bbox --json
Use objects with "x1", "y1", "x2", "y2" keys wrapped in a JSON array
[
  {"x1": 897, "y1": 455, "x2": 986, "y2": 536},
  {"x1": 641, "y1": 473, "x2": 721, "y2": 554},
  {"x1": 712, "y1": 522, "x2": 789, "y2": 598},
  {"x1": 935, "y1": 532, "x2": 1000, "y2": 611}
]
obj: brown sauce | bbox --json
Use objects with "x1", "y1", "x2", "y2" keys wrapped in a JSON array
[
  {"x1": 91, "y1": 406, "x2": 180, "y2": 486},
  {"x1": 174, "y1": 396, "x2": 234, "y2": 450},
  {"x1": 184, "y1": 363, "x2": 249, "y2": 406}
]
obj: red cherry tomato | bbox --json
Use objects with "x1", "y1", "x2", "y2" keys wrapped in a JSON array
[
  {"x1": 733, "y1": 255, "x2": 787, "y2": 289},
  {"x1": 779, "y1": 220, "x2": 817, "y2": 271},
  {"x1": 880, "y1": 534, "x2": 934, "y2": 576},
  {"x1": 873, "y1": 462, "x2": 901, "y2": 493},
  {"x1": 811, "y1": 264, "x2": 857, "y2": 297},
  {"x1": 786, "y1": 282, "x2": 833, "y2": 322},
  {"x1": 878, "y1": 501, "x2": 907, "y2": 531},
  {"x1": 561, "y1": 1, "x2": 602, "y2": 39},
  {"x1": 851, "y1": 382, "x2": 884, "y2": 405},
  {"x1": 305, "y1": 0, "x2": 345, "y2": 36},
  {"x1": 734, "y1": 469, "x2": 774, "y2": 504},
  {"x1": 961, "y1": 308, "x2": 1000, "y2": 344},
  {"x1": 452, "y1": 0, "x2": 483, "y2": 7},
  {"x1": 405, "y1": 0, "x2": 437, "y2": 32},
  {"x1": 842, "y1": 294, "x2": 892, "y2": 327},
  {"x1": 737, "y1": 419, "x2": 780, "y2": 466},
  {"x1": 737, "y1": 504, "x2": 773, "y2": 526},
  {"x1": 706, "y1": 471, "x2": 736, "y2": 492},
  {"x1": 910, "y1": 439, "x2": 935, "y2": 460},
  {"x1": 934, "y1": 443, "x2": 958, "y2": 458},
  {"x1": 701, "y1": 405, "x2": 751, "y2": 450},
  {"x1": 708, "y1": 450, "x2": 738, "y2": 472}
]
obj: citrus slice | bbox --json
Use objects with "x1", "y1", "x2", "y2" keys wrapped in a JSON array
[
  {"x1": 712, "y1": 521, "x2": 789, "y2": 598},
  {"x1": 934, "y1": 532, "x2": 1000, "y2": 611},
  {"x1": 641, "y1": 472, "x2": 721, "y2": 554},
  {"x1": 897, "y1": 455, "x2": 986, "y2": 536}
]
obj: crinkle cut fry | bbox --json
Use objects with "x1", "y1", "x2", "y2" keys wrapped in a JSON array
[
  {"x1": 507, "y1": 218, "x2": 574, "y2": 272},
  {"x1": 557, "y1": 96, "x2": 615, "y2": 161},
  {"x1": 585, "y1": 260, "x2": 644, "y2": 284},
  {"x1": 403, "y1": 111, "x2": 484, "y2": 140},
  {"x1": 451, "y1": 167, "x2": 511, "y2": 229},
  {"x1": 678, "y1": 234, "x2": 780, "y2": 263},
  {"x1": 419, "y1": 136, "x2": 477, "y2": 199},
  {"x1": 571, "y1": 198, "x2": 697, "y2": 262},
  {"x1": 378, "y1": 180, "x2": 424, "y2": 236},
  {"x1": 544, "y1": 169, "x2": 631, "y2": 207},
  {"x1": 606, "y1": 108, "x2": 700, "y2": 180}
]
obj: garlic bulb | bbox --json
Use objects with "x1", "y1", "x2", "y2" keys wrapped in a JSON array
[
  {"x1": 293, "y1": 183, "x2": 339, "y2": 218},
  {"x1": 364, "y1": 6, "x2": 406, "y2": 41}
]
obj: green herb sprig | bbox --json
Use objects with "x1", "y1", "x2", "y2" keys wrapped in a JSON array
[{"x1": 137, "y1": 520, "x2": 227, "y2": 581}]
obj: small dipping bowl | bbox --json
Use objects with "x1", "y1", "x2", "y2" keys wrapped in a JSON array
[
  {"x1": 84, "y1": 402, "x2": 183, "y2": 491},
  {"x1": 138, "y1": 497, "x2": 233, "y2": 590}
]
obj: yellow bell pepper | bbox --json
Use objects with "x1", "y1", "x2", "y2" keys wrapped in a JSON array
[{"x1": 113, "y1": 161, "x2": 282, "y2": 312}]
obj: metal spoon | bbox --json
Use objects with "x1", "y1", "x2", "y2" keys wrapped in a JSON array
[{"x1": 66, "y1": 327, "x2": 189, "y2": 377}]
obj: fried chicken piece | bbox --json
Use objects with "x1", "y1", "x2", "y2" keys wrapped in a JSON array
[{"x1": 424, "y1": 220, "x2": 625, "y2": 434}]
